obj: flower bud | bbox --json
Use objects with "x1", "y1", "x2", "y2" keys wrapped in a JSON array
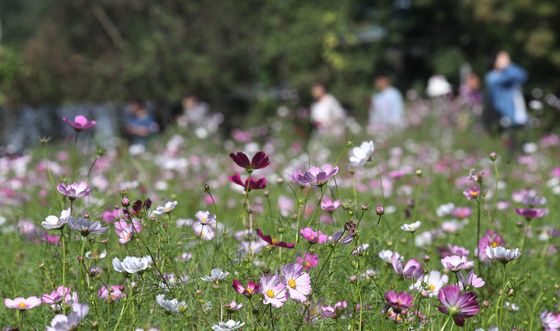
[
  {"x1": 489, "y1": 152, "x2": 497, "y2": 161},
  {"x1": 376, "y1": 204, "x2": 384, "y2": 216}
]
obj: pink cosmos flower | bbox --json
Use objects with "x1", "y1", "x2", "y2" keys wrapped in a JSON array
[
  {"x1": 260, "y1": 275, "x2": 288, "y2": 308},
  {"x1": 453, "y1": 207, "x2": 472, "y2": 219},
  {"x1": 57, "y1": 182, "x2": 91, "y2": 200},
  {"x1": 114, "y1": 219, "x2": 142, "y2": 244},
  {"x1": 441, "y1": 255, "x2": 474, "y2": 272},
  {"x1": 296, "y1": 253, "x2": 319, "y2": 270},
  {"x1": 462, "y1": 186, "x2": 480, "y2": 200},
  {"x1": 297, "y1": 164, "x2": 339, "y2": 187},
  {"x1": 224, "y1": 300, "x2": 243, "y2": 312},
  {"x1": 256, "y1": 228, "x2": 295, "y2": 249},
  {"x1": 229, "y1": 151, "x2": 270, "y2": 171},
  {"x1": 299, "y1": 227, "x2": 328, "y2": 244},
  {"x1": 437, "y1": 285, "x2": 480, "y2": 326},
  {"x1": 391, "y1": 255, "x2": 423, "y2": 280},
  {"x1": 41, "y1": 286, "x2": 71, "y2": 307},
  {"x1": 458, "y1": 271, "x2": 485, "y2": 290},
  {"x1": 232, "y1": 279, "x2": 260, "y2": 297},
  {"x1": 4, "y1": 296, "x2": 42, "y2": 310},
  {"x1": 63, "y1": 115, "x2": 96, "y2": 131},
  {"x1": 478, "y1": 230, "x2": 505, "y2": 262},
  {"x1": 281, "y1": 263, "x2": 312, "y2": 303},
  {"x1": 385, "y1": 291, "x2": 413, "y2": 313},
  {"x1": 541, "y1": 311, "x2": 560, "y2": 331},
  {"x1": 98, "y1": 285, "x2": 126, "y2": 302},
  {"x1": 515, "y1": 208, "x2": 548, "y2": 221},
  {"x1": 229, "y1": 173, "x2": 267, "y2": 192},
  {"x1": 320, "y1": 198, "x2": 341, "y2": 212},
  {"x1": 321, "y1": 301, "x2": 347, "y2": 319}
]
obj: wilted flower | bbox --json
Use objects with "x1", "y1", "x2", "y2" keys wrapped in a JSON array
[
  {"x1": 156, "y1": 294, "x2": 186, "y2": 313},
  {"x1": 437, "y1": 285, "x2": 480, "y2": 326},
  {"x1": 281, "y1": 263, "x2": 311, "y2": 303},
  {"x1": 62, "y1": 115, "x2": 96, "y2": 131},
  {"x1": 485, "y1": 246, "x2": 521, "y2": 264},
  {"x1": 42, "y1": 208, "x2": 71, "y2": 230},
  {"x1": 349, "y1": 141, "x2": 374, "y2": 167},
  {"x1": 352, "y1": 243, "x2": 369, "y2": 256},
  {"x1": 112, "y1": 256, "x2": 152, "y2": 274},
  {"x1": 260, "y1": 275, "x2": 287, "y2": 308},
  {"x1": 57, "y1": 182, "x2": 91, "y2": 200}
]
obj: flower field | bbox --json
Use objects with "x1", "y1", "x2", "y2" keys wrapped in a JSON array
[{"x1": 1, "y1": 108, "x2": 559, "y2": 330}]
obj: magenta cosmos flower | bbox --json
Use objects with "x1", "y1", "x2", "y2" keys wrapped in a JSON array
[
  {"x1": 4, "y1": 296, "x2": 42, "y2": 310},
  {"x1": 322, "y1": 301, "x2": 347, "y2": 319},
  {"x1": 257, "y1": 228, "x2": 295, "y2": 249},
  {"x1": 300, "y1": 227, "x2": 328, "y2": 244},
  {"x1": 391, "y1": 255, "x2": 423, "y2": 280},
  {"x1": 297, "y1": 164, "x2": 339, "y2": 187},
  {"x1": 260, "y1": 275, "x2": 288, "y2": 308},
  {"x1": 515, "y1": 208, "x2": 548, "y2": 221},
  {"x1": 437, "y1": 285, "x2": 480, "y2": 326},
  {"x1": 98, "y1": 285, "x2": 126, "y2": 302},
  {"x1": 63, "y1": 115, "x2": 96, "y2": 131},
  {"x1": 232, "y1": 279, "x2": 260, "y2": 297},
  {"x1": 229, "y1": 151, "x2": 270, "y2": 171},
  {"x1": 384, "y1": 291, "x2": 413, "y2": 313},
  {"x1": 41, "y1": 286, "x2": 74, "y2": 309},
  {"x1": 229, "y1": 173, "x2": 267, "y2": 192},
  {"x1": 478, "y1": 230, "x2": 505, "y2": 262},
  {"x1": 296, "y1": 253, "x2": 319, "y2": 270},
  {"x1": 281, "y1": 263, "x2": 312, "y2": 302},
  {"x1": 57, "y1": 182, "x2": 91, "y2": 200}
]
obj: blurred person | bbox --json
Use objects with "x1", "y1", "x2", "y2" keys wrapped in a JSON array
[
  {"x1": 124, "y1": 99, "x2": 159, "y2": 147},
  {"x1": 179, "y1": 92, "x2": 209, "y2": 127},
  {"x1": 458, "y1": 72, "x2": 483, "y2": 131},
  {"x1": 427, "y1": 75, "x2": 453, "y2": 98},
  {"x1": 485, "y1": 51, "x2": 528, "y2": 154},
  {"x1": 369, "y1": 73, "x2": 404, "y2": 129}
]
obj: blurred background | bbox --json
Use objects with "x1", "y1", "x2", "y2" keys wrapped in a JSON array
[{"x1": 1, "y1": 0, "x2": 559, "y2": 152}]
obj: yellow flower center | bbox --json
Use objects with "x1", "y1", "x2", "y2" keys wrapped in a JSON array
[
  {"x1": 304, "y1": 262, "x2": 311, "y2": 268},
  {"x1": 18, "y1": 302, "x2": 27, "y2": 309},
  {"x1": 491, "y1": 241, "x2": 498, "y2": 248},
  {"x1": 246, "y1": 288, "x2": 253, "y2": 295},
  {"x1": 288, "y1": 279, "x2": 296, "y2": 288},
  {"x1": 201, "y1": 216, "x2": 208, "y2": 224},
  {"x1": 428, "y1": 284, "x2": 436, "y2": 292},
  {"x1": 471, "y1": 191, "x2": 479, "y2": 197},
  {"x1": 271, "y1": 238, "x2": 279, "y2": 245},
  {"x1": 266, "y1": 289, "x2": 275, "y2": 298}
]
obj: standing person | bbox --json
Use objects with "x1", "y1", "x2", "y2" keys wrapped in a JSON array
[
  {"x1": 369, "y1": 73, "x2": 405, "y2": 130},
  {"x1": 308, "y1": 82, "x2": 346, "y2": 162},
  {"x1": 179, "y1": 92, "x2": 209, "y2": 127},
  {"x1": 485, "y1": 51, "x2": 528, "y2": 153},
  {"x1": 124, "y1": 99, "x2": 159, "y2": 148}
]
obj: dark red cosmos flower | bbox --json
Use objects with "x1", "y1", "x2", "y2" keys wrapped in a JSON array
[
  {"x1": 229, "y1": 173, "x2": 267, "y2": 192},
  {"x1": 229, "y1": 151, "x2": 270, "y2": 171},
  {"x1": 256, "y1": 228, "x2": 295, "y2": 249}
]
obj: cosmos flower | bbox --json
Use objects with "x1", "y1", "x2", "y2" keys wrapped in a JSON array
[
  {"x1": 384, "y1": 291, "x2": 413, "y2": 313},
  {"x1": 62, "y1": 115, "x2": 96, "y2": 131},
  {"x1": 478, "y1": 230, "x2": 505, "y2": 262},
  {"x1": 458, "y1": 271, "x2": 485, "y2": 290},
  {"x1": 400, "y1": 221, "x2": 421, "y2": 232},
  {"x1": 156, "y1": 294, "x2": 186, "y2": 313},
  {"x1": 68, "y1": 218, "x2": 107, "y2": 236},
  {"x1": 112, "y1": 256, "x2": 153, "y2": 274},
  {"x1": 411, "y1": 270, "x2": 449, "y2": 297},
  {"x1": 280, "y1": 263, "x2": 311, "y2": 303},
  {"x1": 392, "y1": 255, "x2": 423, "y2": 280},
  {"x1": 299, "y1": 227, "x2": 328, "y2": 244},
  {"x1": 349, "y1": 141, "x2": 375, "y2": 168},
  {"x1": 42, "y1": 208, "x2": 71, "y2": 230},
  {"x1": 232, "y1": 279, "x2": 260, "y2": 297},
  {"x1": 320, "y1": 198, "x2": 341, "y2": 212},
  {"x1": 98, "y1": 285, "x2": 126, "y2": 302},
  {"x1": 321, "y1": 301, "x2": 347, "y2": 319},
  {"x1": 541, "y1": 311, "x2": 560, "y2": 331},
  {"x1": 296, "y1": 164, "x2": 339, "y2": 187},
  {"x1": 485, "y1": 246, "x2": 521, "y2": 264},
  {"x1": 296, "y1": 253, "x2": 319, "y2": 270},
  {"x1": 441, "y1": 255, "x2": 474, "y2": 272},
  {"x1": 437, "y1": 285, "x2": 480, "y2": 326},
  {"x1": 57, "y1": 182, "x2": 91, "y2": 200},
  {"x1": 46, "y1": 303, "x2": 89, "y2": 331},
  {"x1": 352, "y1": 243, "x2": 369, "y2": 256},
  {"x1": 152, "y1": 201, "x2": 178, "y2": 215},
  {"x1": 256, "y1": 228, "x2": 295, "y2": 248},
  {"x1": 515, "y1": 208, "x2": 548, "y2": 221},
  {"x1": 4, "y1": 296, "x2": 42, "y2": 310},
  {"x1": 229, "y1": 173, "x2": 267, "y2": 192},
  {"x1": 41, "y1": 286, "x2": 78, "y2": 310},
  {"x1": 379, "y1": 250, "x2": 400, "y2": 264},
  {"x1": 463, "y1": 187, "x2": 480, "y2": 200},
  {"x1": 229, "y1": 151, "x2": 270, "y2": 171},
  {"x1": 224, "y1": 300, "x2": 243, "y2": 312},
  {"x1": 211, "y1": 320, "x2": 245, "y2": 331},
  {"x1": 260, "y1": 275, "x2": 288, "y2": 308},
  {"x1": 114, "y1": 219, "x2": 142, "y2": 244},
  {"x1": 201, "y1": 268, "x2": 230, "y2": 283}
]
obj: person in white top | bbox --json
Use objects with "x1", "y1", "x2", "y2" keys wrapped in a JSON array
[{"x1": 310, "y1": 83, "x2": 346, "y2": 134}]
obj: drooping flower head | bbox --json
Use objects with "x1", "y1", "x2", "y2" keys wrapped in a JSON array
[
  {"x1": 229, "y1": 151, "x2": 270, "y2": 172},
  {"x1": 63, "y1": 115, "x2": 96, "y2": 132},
  {"x1": 257, "y1": 228, "x2": 295, "y2": 249},
  {"x1": 437, "y1": 285, "x2": 480, "y2": 326},
  {"x1": 280, "y1": 263, "x2": 312, "y2": 303},
  {"x1": 114, "y1": 219, "x2": 142, "y2": 244},
  {"x1": 57, "y1": 182, "x2": 91, "y2": 200},
  {"x1": 229, "y1": 173, "x2": 267, "y2": 192}
]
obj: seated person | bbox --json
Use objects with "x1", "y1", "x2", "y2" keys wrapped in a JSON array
[{"x1": 124, "y1": 99, "x2": 159, "y2": 146}]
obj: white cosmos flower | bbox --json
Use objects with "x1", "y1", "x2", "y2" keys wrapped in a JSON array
[
  {"x1": 112, "y1": 256, "x2": 152, "y2": 274},
  {"x1": 42, "y1": 208, "x2": 71, "y2": 230},
  {"x1": 349, "y1": 141, "x2": 375, "y2": 168},
  {"x1": 485, "y1": 246, "x2": 521, "y2": 264},
  {"x1": 400, "y1": 221, "x2": 421, "y2": 232},
  {"x1": 156, "y1": 294, "x2": 186, "y2": 313},
  {"x1": 212, "y1": 320, "x2": 245, "y2": 331},
  {"x1": 436, "y1": 203, "x2": 455, "y2": 217},
  {"x1": 378, "y1": 250, "x2": 400, "y2": 264},
  {"x1": 192, "y1": 222, "x2": 215, "y2": 240},
  {"x1": 352, "y1": 243, "x2": 369, "y2": 256},
  {"x1": 85, "y1": 250, "x2": 107, "y2": 260},
  {"x1": 411, "y1": 270, "x2": 448, "y2": 297},
  {"x1": 201, "y1": 268, "x2": 229, "y2": 282},
  {"x1": 152, "y1": 201, "x2": 178, "y2": 215}
]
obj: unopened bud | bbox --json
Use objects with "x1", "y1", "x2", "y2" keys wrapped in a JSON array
[
  {"x1": 489, "y1": 152, "x2": 497, "y2": 161},
  {"x1": 121, "y1": 197, "x2": 130, "y2": 207},
  {"x1": 376, "y1": 204, "x2": 384, "y2": 216}
]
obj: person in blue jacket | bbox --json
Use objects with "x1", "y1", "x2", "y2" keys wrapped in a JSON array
[{"x1": 485, "y1": 51, "x2": 529, "y2": 128}]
